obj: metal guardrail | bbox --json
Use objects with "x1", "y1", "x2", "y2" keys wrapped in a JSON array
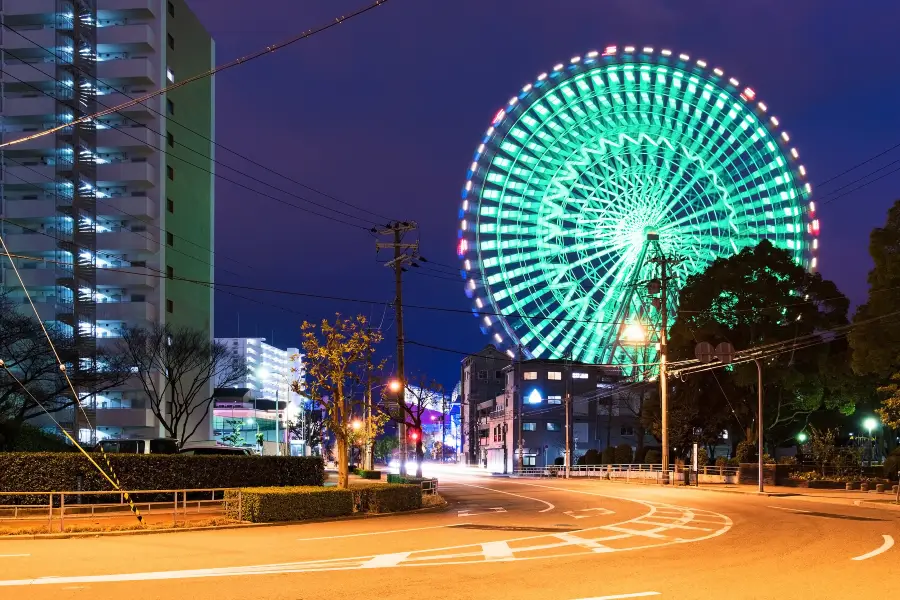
[
  {"x1": 513, "y1": 463, "x2": 740, "y2": 479},
  {"x1": 0, "y1": 488, "x2": 237, "y2": 533}
]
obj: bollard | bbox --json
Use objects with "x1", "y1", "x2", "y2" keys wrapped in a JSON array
[
  {"x1": 861, "y1": 482, "x2": 870, "y2": 492},
  {"x1": 846, "y1": 483, "x2": 854, "y2": 491},
  {"x1": 174, "y1": 491, "x2": 178, "y2": 527},
  {"x1": 48, "y1": 492, "x2": 53, "y2": 533},
  {"x1": 876, "y1": 484, "x2": 885, "y2": 493}
]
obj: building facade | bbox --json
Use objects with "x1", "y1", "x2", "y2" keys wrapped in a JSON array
[
  {"x1": 459, "y1": 344, "x2": 511, "y2": 465},
  {"x1": 0, "y1": 0, "x2": 215, "y2": 442},
  {"x1": 214, "y1": 337, "x2": 303, "y2": 404}
]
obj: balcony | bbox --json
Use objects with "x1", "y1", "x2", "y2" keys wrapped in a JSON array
[
  {"x1": 4, "y1": 232, "x2": 57, "y2": 253},
  {"x1": 97, "y1": 267, "x2": 157, "y2": 289},
  {"x1": 2, "y1": 95, "x2": 56, "y2": 120},
  {"x1": 2, "y1": 267, "x2": 57, "y2": 288},
  {"x1": 95, "y1": 93, "x2": 157, "y2": 119},
  {"x1": 97, "y1": 195, "x2": 158, "y2": 220},
  {"x1": 97, "y1": 230, "x2": 158, "y2": 253},
  {"x1": 3, "y1": 199, "x2": 56, "y2": 219},
  {"x1": 2, "y1": 62, "x2": 56, "y2": 85},
  {"x1": 98, "y1": 0, "x2": 157, "y2": 21},
  {"x1": 2, "y1": 28, "x2": 57, "y2": 59},
  {"x1": 3, "y1": 163, "x2": 55, "y2": 188},
  {"x1": 97, "y1": 58, "x2": 156, "y2": 86},
  {"x1": 98, "y1": 24, "x2": 155, "y2": 53},
  {"x1": 96, "y1": 407, "x2": 155, "y2": 428},
  {"x1": 97, "y1": 162, "x2": 156, "y2": 186},
  {"x1": 96, "y1": 301, "x2": 157, "y2": 322},
  {"x1": 3, "y1": 0, "x2": 57, "y2": 25},
  {"x1": 97, "y1": 126, "x2": 158, "y2": 151}
]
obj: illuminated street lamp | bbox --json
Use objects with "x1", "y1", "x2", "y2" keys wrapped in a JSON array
[
  {"x1": 620, "y1": 323, "x2": 647, "y2": 345},
  {"x1": 351, "y1": 419, "x2": 362, "y2": 431},
  {"x1": 388, "y1": 379, "x2": 402, "y2": 393},
  {"x1": 797, "y1": 432, "x2": 808, "y2": 443},
  {"x1": 864, "y1": 417, "x2": 879, "y2": 464}
]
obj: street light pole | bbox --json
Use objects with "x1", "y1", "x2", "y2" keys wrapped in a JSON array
[
  {"x1": 755, "y1": 359, "x2": 764, "y2": 493},
  {"x1": 275, "y1": 390, "x2": 280, "y2": 456}
]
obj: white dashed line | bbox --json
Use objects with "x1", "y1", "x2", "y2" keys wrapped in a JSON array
[
  {"x1": 852, "y1": 535, "x2": 894, "y2": 561},
  {"x1": 573, "y1": 592, "x2": 661, "y2": 599},
  {"x1": 768, "y1": 506, "x2": 810, "y2": 514}
]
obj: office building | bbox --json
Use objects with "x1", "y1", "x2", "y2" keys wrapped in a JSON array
[{"x1": 0, "y1": 0, "x2": 215, "y2": 442}]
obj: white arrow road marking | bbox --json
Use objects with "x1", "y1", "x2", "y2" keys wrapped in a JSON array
[
  {"x1": 573, "y1": 592, "x2": 660, "y2": 599},
  {"x1": 852, "y1": 535, "x2": 894, "y2": 561},
  {"x1": 564, "y1": 507, "x2": 615, "y2": 519}
]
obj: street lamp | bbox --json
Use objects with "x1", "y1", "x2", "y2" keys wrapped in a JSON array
[
  {"x1": 351, "y1": 419, "x2": 362, "y2": 431},
  {"x1": 864, "y1": 417, "x2": 879, "y2": 464},
  {"x1": 797, "y1": 432, "x2": 808, "y2": 443},
  {"x1": 388, "y1": 379, "x2": 402, "y2": 393}
]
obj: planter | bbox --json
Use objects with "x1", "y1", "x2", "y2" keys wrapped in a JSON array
[
  {"x1": 876, "y1": 483, "x2": 886, "y2": 493},
  {"x1": 860, "y1": 482, "x2": 869, "y2": 492},
  {"x1": 846, "y1": 483, "x2": 854, "y2": 491}
]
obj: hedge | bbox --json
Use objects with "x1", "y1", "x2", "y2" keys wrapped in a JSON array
[
  {"x1": 352, "y1": 483, "x2": 421, "y2": 513},
  {"x1": 226, "y1": 486, "x2": 354, "y2": 522},
  {"x1": 614, "y1": 443, "x2": 634, "y2": 464},
  {"x1": 0, "y1": 453, "x2": 324, "y2": 502},
  {"x1": 356, "y1": 469, "x2": 382, "y2": 480}
]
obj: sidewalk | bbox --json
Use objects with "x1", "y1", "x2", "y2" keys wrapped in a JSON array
[{"x1": 668, "y1": 482, "x2": 900, "y2": 510}]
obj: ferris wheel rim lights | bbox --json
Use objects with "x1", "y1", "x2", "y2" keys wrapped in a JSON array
[{"x1": 457, "y1": 45, "x2": 817, "y2": 360}]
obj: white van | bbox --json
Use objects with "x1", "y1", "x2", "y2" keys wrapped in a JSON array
[{"x1": 94, "y1": 438, "x2": 178, "y2": 455}]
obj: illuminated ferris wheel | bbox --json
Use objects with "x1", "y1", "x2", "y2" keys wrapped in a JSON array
[{"x1": 457, "y1": 45, "x2": 818, "y2": 365}]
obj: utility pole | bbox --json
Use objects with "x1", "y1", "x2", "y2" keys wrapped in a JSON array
[
  {"x1": 374, "y1": 221, "x2": 418, "y2": 476},
  {"x1": 564, "y1": 355, "x2": 571, "y2": 479},
  {"x1": 516, "y1": 344, "x2": 524, "y2": 473},
  {"x1": 364, "y1": 344, "x2": 375, "y2": 471}
]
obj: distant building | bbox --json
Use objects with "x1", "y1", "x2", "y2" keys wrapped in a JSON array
[
  {"x1": 459, "y1": 345, "x2": 512, "y2": 465},
  {"x1": 214, "y1": 337, "x2": 304, "y2": 403}
]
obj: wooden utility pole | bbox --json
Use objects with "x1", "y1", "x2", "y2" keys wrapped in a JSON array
[{"x1": 374, "y1": 221, "x2": 418, "y2": 476}]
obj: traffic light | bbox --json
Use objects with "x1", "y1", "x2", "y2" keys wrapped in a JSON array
[{"x1": 409, "y1": 429, "x2": 420, "y2": 442}]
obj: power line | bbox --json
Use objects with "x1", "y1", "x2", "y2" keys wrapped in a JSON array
[
  {"x1": 0, "y1": 0, "x2": 391, "y2": 149},
  {"x1": 815, "y1": 141, "x2": 900, "y2": 188}
]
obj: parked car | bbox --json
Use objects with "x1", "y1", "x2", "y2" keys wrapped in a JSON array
[
  {"x1": 94, "y1": 438, "x2": 179, "y2": 455},
  {"x1": 179, "y1": 444, "x2": 253, "y2": 456}
]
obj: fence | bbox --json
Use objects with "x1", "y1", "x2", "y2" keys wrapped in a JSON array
[
  {"x1": 512, "y1": 463, "x2": 740, "y2": 484},
  {"x1": 0, "y1": 488, "x2": 237, "y2": 533}
]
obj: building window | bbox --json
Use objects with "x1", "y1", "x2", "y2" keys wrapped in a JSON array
[
  {"x1": 523, "y1": 455, "x2": 536, "y2": 466},
  {"x1": 167, "y1": 165, "x2": 174, "y2": 180},
  {"x1": 167, "y1": 67, "x2": 175, "y2": 83},
  {"x1": 548, "y1": 371, "x2": 561, "y2": 380},
  {"x1": 620, "y1": 426, "x2": 635, "y2": 436},
  {"x1": 523, "y1": 371, "x2": 538, "y2": 381},
  {"x1": 546, "y1": 422, "x2": 561, "y2": 431},
  {"x1": 168, "y1": 1, "x2": 175, "y2": 17},
  {"x1": 167, "y1": 132, "x2": 174, "y2": 147},
  {"x1": 166, "y1": 231, "x2": 174, "y2": 246},
  {"x1": 477, "y1": 370, "x2": 488, "y2": 380},
  {"x1": 166, "y1": 265, "x2": 173, "y2": 279},
  {"x1": 167, "y1": 33, "x2": 175, "y2": 50},
  {"x1": 547, "y1": 395, "x2": 562, "y2": 405},
  {"x1": 166, "y1": 299, "x2": 174, "y2": 313},
  {"x1": 167, "y1": 99, "x2": 175, "y2": 115},
  {"x1": 572, "y1": 372, "x2": 588, "y2": 379},
  {"x1": 495, "y1": 370, "x2": 503, "y2": 379},
  {"x1": 523, "y1": 422, "x2": 536, "y2": 431},
  {"x1": 167, "y1": 198, "x2": 174, "y2": 213}
]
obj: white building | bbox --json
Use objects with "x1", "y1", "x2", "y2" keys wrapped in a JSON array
[
  {"x1": 215, "y1": 337, "x2": 304, "y2": 404},
  {"x1": 0, "y1": 0, "x2": 216, "y2": 443}
]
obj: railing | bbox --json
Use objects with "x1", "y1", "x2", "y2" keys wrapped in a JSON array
[
  {"x1": 512, "y1": 463, "x2": 740, "y2": 482},
  {"x1": 0, "y1": 488, "x2": 237, "y2": 533},
  {"x1": 419, "y1": 478, "x2": 439, "y2": 496}
]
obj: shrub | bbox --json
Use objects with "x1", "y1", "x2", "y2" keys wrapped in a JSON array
[
  {"x1": 357, "y1": 469, "x2": 382, "y2": 480},
  {"x1": 601, "y1": 447, "x2": 616, "y2": 464},
  {"x1": 0, "y1": 453, "x2": 325, "y2": 503},
  {"x1": 778, "y1": 455, "x2": 798, "y2": 465},
  {"x1": 645, "y1": 449, "x2": 661, "y2": 464},
  {"x1": 554, "y1": 456, "x2": 564, "y2": 466},
  {"x1": 578, "y1": 449, "x2": 601, "y2": 465},
  {"x1": 736, "y1": 440, "x2": 755, "y2": 463},
  {"x1": 226, "y1": 486, "x2": 353, "y2": 522},
  {"x1": 715, "y1": 456, "x2": 728, "y2": 468},
  {"x1": 634, "y1": 446, "x2": 650, "y2": 464},
  {"x1": 353, "y1": 483, "x2": 421, "y2": 513},
  {"x1": 614, "y1": 443, "x2": 633, "y2": 464},
  {"x1": 727, "y1": 457, "x2": 740, "y2": 467},
  {"x1": 696, "y1": 448, "x2": 709, "y2": 467}
]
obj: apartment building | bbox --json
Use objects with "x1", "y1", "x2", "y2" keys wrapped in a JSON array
[
  {"x1": 0, "y1": 0, "x2": 215, "y2": 442},
  {"x1": 459, "y1": 344, "x2": 511, "y2": 465},
  {"x1": 214, "y1": 337, "x2": 304, "y2": 404}
]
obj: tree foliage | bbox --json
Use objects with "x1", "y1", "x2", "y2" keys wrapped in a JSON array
[
  {"x1": 0, "y1": 292, "x2": 128, "y2": 449},
  {"x1": 119, "y1": 324, "x2": 246, "y2": 448},
  {"x1": 667, "y1": 240, "x2": 855, "y2": 448},
  {"x1": 292, "y1": 314, "x2": 383, "y2": 488}
]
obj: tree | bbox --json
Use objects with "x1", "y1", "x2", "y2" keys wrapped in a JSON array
[
  {"x1": 119, "y1": 324, "x2": 246, "y2": 448},
  {"x1": 373, "y1": 435, "x2": 398, "y2": 463},
  {"x1": 287, "y1": 406, "x2": 324, "y2": 454},
  {"x1": 668, "y1": 240, "x2": 855, "y2": 451},
  {"x1": 0, "y1": 292, "x2": 129, "y2": 449},
  {"x1": 803, "y1": 426, "x2": 837, "y2": 476},
  {"x1": 381, "y1": 373, "x2": 443, "y2": 478},
  {"x1": 292, "y1": 314, "x2": 382, "y2": 489},
  {"x1": 221, "y1": 419, "x2": 244, "y2": 447}
]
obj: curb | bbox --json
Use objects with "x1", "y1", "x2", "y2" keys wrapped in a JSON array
[{"x1": 0, "y1": 498, "x2": 449, "y2": 541}]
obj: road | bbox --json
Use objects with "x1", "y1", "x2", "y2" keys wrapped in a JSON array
[{"x1": 1, "y1": 474, "x2": 899, "y2": 599}]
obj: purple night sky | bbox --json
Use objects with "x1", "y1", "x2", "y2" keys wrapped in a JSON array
[{"x1": 185, "y1": 0, "x2": 900, "y2": 387}]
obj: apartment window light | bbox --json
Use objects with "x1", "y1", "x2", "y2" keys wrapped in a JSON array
[
  {"x1": 548, "y1": 371, "x2": 561, "y2": 380},
  {"x1": 166, "y1": 67, "x2": 174, "y2": 83},
  {"x1": 523, "y1": 371, "x2": 538, "y2": 381},
  {"x1": 523, "y1": 422, "x2": 537, "y2": 431},
  {"x1": 572, "y1": 372, "x2": 588, "y2": 379}
]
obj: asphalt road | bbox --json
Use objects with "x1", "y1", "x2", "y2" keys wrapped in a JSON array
[{"x1": 1, "y1": 474, "x2": 899, "y2": 599}]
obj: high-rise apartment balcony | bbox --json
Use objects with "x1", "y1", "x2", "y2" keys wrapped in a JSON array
[
  {"x1": 97, "y1": 126, "x2": 158, "y2": 151},
  {"x1": 95, "y1": 93, "x2": 156, "y2": 120},
  {"x1": 97, "y1": 58, "x2": 157, "y2": 86},
  {"x1": 4, "y1": 232, "x2": 57, "y2": 253},
  {"x1": 97, "y1": 162, "x2": 156, "y2": 186},
  {"x1": 96, "y1": 300, "x2": 157, "y2": 323},
  {"x1": 97, "y1": 230, "x2": 158, "y2": 253},
  {"x1": 97, "y1": 195, "x2": 158, "y2": 220},
  {"x1": 2, "y1": 95, "x2": 56, "y2": 120},
  {"x1": 98, "y1": 0, "x2": 157, "y2": 21},
  {"x1": 2, "y1": 28, "x2": 57, "y2": 58},
  {"x1": 97, "y1": 267, "x2": 157, "y2": 289},
  {"x1": 1, "y1": 267, "x2": 58, "y2": 288},
  {"x1": 3, "y1": 199, "x2": 56, "y2": 219},
  {"x1": 3, "y1": 0, "x2": 57, "y2": 25},
  {"x1": 3, "y1": 164, "x2": 55, "y2": 187},
  {"x1": 2, "y1": 62, "x2": 56, "y2": 85},
  {"x1": 98, "y1": 24, "x2": 156, "y2": 54}
]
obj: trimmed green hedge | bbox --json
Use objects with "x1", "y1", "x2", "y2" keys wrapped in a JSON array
[
  {"x1": 352, "y1": 483, "x2": 421, "y2": 514},
  {"x1": 0, "y1": 453, "x2": 324, "y2": 502},
  {"x1": 226, "y1": 486, "x2": 354, "y2": 522},
  {"x1": 356, "y1": 469, "x2": 382, "y2": 480}
]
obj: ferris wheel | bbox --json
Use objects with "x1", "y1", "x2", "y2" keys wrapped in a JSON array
[{"x1": 457, "y1": 45, "x2": 818, "y2": 365}]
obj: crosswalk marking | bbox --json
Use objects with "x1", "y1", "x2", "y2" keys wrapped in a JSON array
[{"x1": 481, "y1": 541, "x2": 515, "y2": 559}]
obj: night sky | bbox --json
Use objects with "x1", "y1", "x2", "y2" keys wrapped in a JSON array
[{"x1": 185, "y1": 0, "x2": 900, "y2": 388}]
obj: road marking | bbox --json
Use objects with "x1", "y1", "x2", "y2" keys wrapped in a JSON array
[
  {"x1": 0, "y1": 555, "x2": 30, "y2": 558},
  {"x1": 457, "y1": 507, "x2": 506, "y2": 517},
  {"x1": 851, "y1": 535, "x2": 895, "y2": 561},
  {"x1": 565, "y1": 507, "x2": 615, "y2": 519},
  {"x1": 639, "y1": 521, "x2": 711, "y2": 531},
  {"x1": 768, "y1": 506, "x2": 810, "y2": 514},
  {"x1": 481, "y1": 541, "x2": 514, "y2": 559},
  {"x1": 361, "y1": 552, "x2": 410, "y2": 568},
  {"x1": 448, "y1": 481, "x2": 555, "y2": 513},
  {"x1": 297, "y1": 524, "x2": 467, "y2": 541},
  {"x1": 554, "y1": 532, "x2": 612, "y2": 553},
  {"x1": 573, "y1": 592, "x2": 660, "y2": 599}
]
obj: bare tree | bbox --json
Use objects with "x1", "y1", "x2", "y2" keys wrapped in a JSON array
[
  {"x1": 119, "y1": 324, "x2": 246, "y2": 448},
  {"x1": 0, "y1": 292, "x2": 129, "y2": 449},
  {"x1": 292, "y1": 314, "x2": 383, "y2": 489},
  {"x1": 286, "y1": 406, "x2": 324, "y2": 454},
  {"x1": 382, "y1": 374, "x2": 443, "y2": 478}
]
